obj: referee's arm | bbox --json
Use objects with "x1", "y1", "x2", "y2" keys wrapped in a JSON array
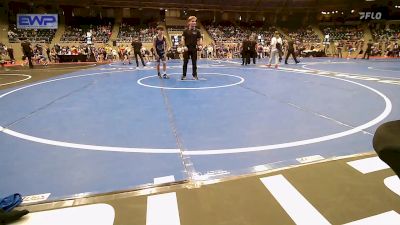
[
  {"x1": 181, "y1": 35, "x2": 186, "y2": 47},
  {"x1": 197, "y1": 35, "x2": 202, "y2": 47}
]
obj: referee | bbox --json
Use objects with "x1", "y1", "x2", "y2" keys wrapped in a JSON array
[
  {"x1": 21, "y1": 40, "x2": 33, "y2": 68},
  {"x1": 181, "y1": 16, "x2": 202, "y2": 80}
]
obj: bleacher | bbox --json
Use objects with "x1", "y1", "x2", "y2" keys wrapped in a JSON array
[
  {"x1": 116, "y1": 18, "x2": 157, "y2": 43},
  {"x1": 60, "y1": 17, "x2": 113, "y2": 43},
  {"x1": 371, "y1": 24, "x2": 400, "y2": 42},
  {"x1": 286, "y1": 26, "x2": 321, "y2": 43},
  {"x1": 321, "y1": 24, "x2": 364, "y2": 41},
  {"x1": 8, "y1": 23, "x2": 56, "y2": 43}
]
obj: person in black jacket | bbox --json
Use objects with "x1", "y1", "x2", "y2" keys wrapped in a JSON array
[
  {"x1": 285, "y1": 38, "x2": 300, "y2": 64},
  {"x1": 181, "y1": 16, "x2": 202, "y2": 80},
  {"x1": 46, "y1": 45, "x2": 51, "y2": 62},
  {"x1": 21, "y1": 40, "x2": 33, "y2": 68},
  {"x1": 241, "y1": 38, "x2": 249, "y2": 65},
  {"x1": 362, "y1": 39, "x2": 373, "y2": 60},
  {"x1": 7, "y1": 46, "x2": 15, "y2": 62},
  {"x1": 131, "y1": 37, "x2": 146, "y2": 67},
  {"x1": 250, "y1": 35, "x2": 257, "y2": 64}
]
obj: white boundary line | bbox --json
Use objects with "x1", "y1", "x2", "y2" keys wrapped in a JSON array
[
  {"x1": 0, "y1": 65, "x2": 392, "y2": 155},
  {"x1": 302, "y1": 64, "x2": 400, "y2": 81},
  {"x1": 3, "y1": 64, "x2": 97, "y2": 71},
  {"x1": 346, "y1": 156, "x2": 389, "y2": 174},
  {"x1": 11, "y1": 203, "x2": 115, "y2": 225},
  {"x1": 260, "y1": 174, "x2": 331, "y2": 225},
  {"x1": 146, "y1": 192, "x2": 181, "y2": 225},
  {"x1": 0, "y1": 74, "x2": 32, "y2": 86}
]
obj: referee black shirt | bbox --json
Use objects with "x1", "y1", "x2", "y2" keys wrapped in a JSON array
[
  {"x1": 182, "y1": 28, "x2": 201, "y2": 51},
  {"x1": 288, "y1": 40, "x2": 295, "y2": 52},
  {"x1": 132, "y1": 41, "x2": 142, "y2": 53},
  {"x1": 21, "y1": 41, "x2": 32, "y2": 56}
]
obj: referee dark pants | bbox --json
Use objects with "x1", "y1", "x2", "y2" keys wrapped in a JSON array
[
  {"x1": 134, "y1": 51, "x2": 145, "y2": 67},
  {"x1": 362, "y1": 49, "x2": 371, "y2": 60},
  {"x1": 24, "y1": 52, "x2": 33, "y2": 68},
  {"x1": 252, "y1": 51, "x2": 256, "y2": 64},
  {"x1": 183, "y1": 48, "x2": 197, "y2": 77},
  {"x1": 245, "y1": 50, "x2": 251, "y2": 65},
  {"x1": 285, "y1": 50, "x2": 299, "y2": 64}
]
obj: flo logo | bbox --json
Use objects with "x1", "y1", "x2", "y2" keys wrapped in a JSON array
[{"x1": 359, "y1": 12, "x2": 382, "y2": 20}]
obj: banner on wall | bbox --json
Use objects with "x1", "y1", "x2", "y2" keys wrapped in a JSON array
[{"x1": 17, "y1": 14, "x2": 58, "y2": 29}]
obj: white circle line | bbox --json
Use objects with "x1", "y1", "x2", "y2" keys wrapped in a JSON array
[
  {"x1": 137, "y1": 73, "x2": 244, "y2": 90},
  {"x1": 182, "y1": 65, "x2": 392, "y2": 155},
  {"x1": 0, "y1": 74, "x2": 32, "y2": 86},
  {"x1": 183, "y1": 76, "x2": 392, "y2": 155},
  {"x1": 0, "y1": 70, "x2": 131, "y2": 99},
  {"x1": 0, "y1": 126, "x2": 180, "y2": 153},
  {"x1": 0, "y1": 66, "x2": 392, "y2": 155},
  {"x1": 0, "y1": 69, "x2": 181, "y2": 153}
]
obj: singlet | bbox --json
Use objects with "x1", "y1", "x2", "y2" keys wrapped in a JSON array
[{"x1": 155, "y1": 36, "x2": 166, "y2": 55}]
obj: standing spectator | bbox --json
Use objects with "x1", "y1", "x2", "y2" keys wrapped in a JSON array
[
  {"x1": 21, "y1": 40, "x2": 33, "y2": 68},
  {"x1": 392, "y1": 43, "x2": 399, "y2": 57},
  {"x1": 208, "y1": 45, "x2": 214, "y2": 59},
  {"x1": 250, "y1": 35, "x2": 257, "y2": 64},
  {"x1": 354, "y1": 41, "x2": 364, "y2": 59},
  {"x1": 336, "y1": 41, "x2": 343, "y2": 58},
  {"x1": 285, "y1": 38, "x2": 300, "y2": 64},
  {"x1": 362, "y1": 39, "x2": 373, "y2": 60},
  {"x1": 267, "y1": 31, "x2": 282, "y2": 68},
  {"x1": 241, "y1": 37, "x2": 249, "y2": 65},
  {"x1": 257, "y1": 44, "x2": 264, "y2": 59},
  {"x1": 7, "y1": 46, "x2": 15, "y2": 62},
  {"x1": 46, "y1": 45, "x2": 51, "y2": 62}
]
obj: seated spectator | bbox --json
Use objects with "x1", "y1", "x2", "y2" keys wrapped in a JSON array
[
  {"x1": 7, "y1": 23, "x2": 56, "y2": 43},
  {"x1": 60, "y1": 17, "x2": 113, "y2": 43}
]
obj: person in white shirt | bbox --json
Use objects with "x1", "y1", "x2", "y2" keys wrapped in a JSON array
[
  {"x1": 207, "y1": 45, "x2": 214, "y2": 58},
  {"x1": 268, "y1": 31, "x2": 282, "y2": 68}
]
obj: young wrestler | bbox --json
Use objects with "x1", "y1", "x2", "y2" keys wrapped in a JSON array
[{"x1": 153, "y1": 26, "x2": 169, "y2": 79}]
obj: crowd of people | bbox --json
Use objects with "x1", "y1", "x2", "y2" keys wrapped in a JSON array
[
  {"x1": 321, "y1": 25, "x2": 364, "y2": 41},
  {"x1": 117, "y1": 23, "x2": 157, "y2": 43},
  {"x1": 369, "y1": 24, "x2": 400, "y2": 57},
  {"x1": 4, "y1": 18, "x2": 400, "y2": 69},
  {"x1": 204, "y1": 21, "x2": 277, "y2": 45},
  {"x1": 8, "y1": 23, "x2": 56, "y2": 43},
  {"x1": 327, "y1": 39, "x2": 399, "y2": 59},
  {"x1": 286, "y1": 26, "x2": 321, "y2": 43},
  {"x1": 0, "y1": 43, "x2": 16, "y2": 67},
  {"x1": 371, "y1": 24, "x2": 400, "y2": 42},
  {"x1": 61, "y1": 24, "x2": 112, "y2": 43}
]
